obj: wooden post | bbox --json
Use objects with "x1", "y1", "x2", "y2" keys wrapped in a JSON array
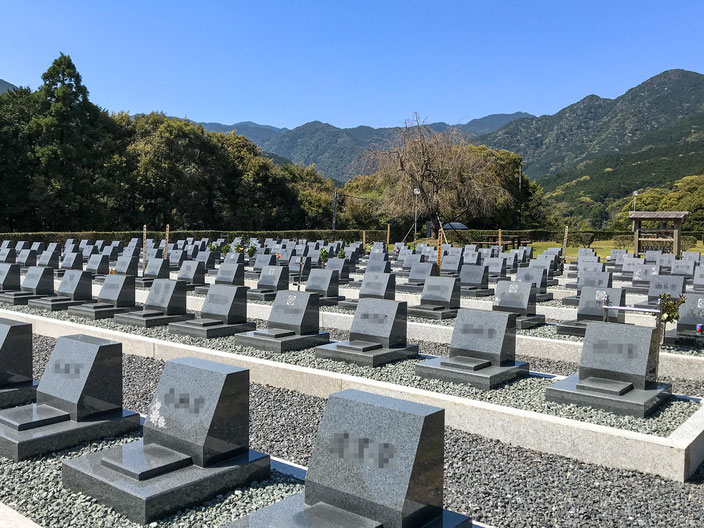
[
  {"x1": 386, "y1": 224, "x2": 390, "y2": 249},
  {"x1": 142, "y1": 225, "x2": 147, "y2": 275},
  {"x1": 498, "y1": 229, "x2": 502, "y2": 246},
  {"x1": 561, "y1": 225, "x2": 569, "y2": 259},
  {"x1": 164, "y1": 224, "x2": 170, "y2": 260},
  {"x1": 362, "y1": 231, "x2": 366, "y2": 250},
  {"x1": 436, "y1": 229, "x2": 442, "y2": 275}
]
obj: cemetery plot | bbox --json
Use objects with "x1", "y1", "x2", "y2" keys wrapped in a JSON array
[{"x1": 0, "y1": 318, "x2": 37, "y2": 409}]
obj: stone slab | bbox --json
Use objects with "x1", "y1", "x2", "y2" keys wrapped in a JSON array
[
  {"x1": 0, "y1": 382, "x2": 38, "y2": 410},
  {"x1": 67, "y1": 303, "x2": 135, "y2": 320},
  {"x1": 168, "y1": 320, "x2": 256, "y2": 338},
  {"x1": 113, "y1": 312, "x2": 195, "y2": 328},
  {"x1": 415, "y1": 356, "x2": 529, "y2": 391},
  {"x1": 233, "y1": 330, "x2": 330, "y2": 353},
  {"x1": 315, "y1": 341, "x2": 418, "y2": 367}
]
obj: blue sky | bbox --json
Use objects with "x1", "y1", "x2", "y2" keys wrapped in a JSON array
[{"x1": 1, "y1": 1, "x2": 703, "y2": 129}]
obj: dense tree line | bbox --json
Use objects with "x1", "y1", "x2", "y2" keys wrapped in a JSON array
[
  {"x1": 0, "y1": 54, "x2": 545, "y2": 235},
  {"x1": 0, "y1": 54, "x2": 332, "y2": 232}
]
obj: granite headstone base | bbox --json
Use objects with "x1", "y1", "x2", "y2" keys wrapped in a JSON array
[
  {"x1": 535, "y1": 292, "x2": 554, "y2": 302},
  {"x1": 0, "y1": 381, "x2": 38, "y2": 410},
  {"x1": 663, "y1": 329, "x2": 704, "y2": 346},
  {"x1": 315, "y1": 295, "x2": 345, "y2": 307},
  {"x1": 134, "y1": 278, "x2": 156, "y2": 288},
  {"x1": 67, "y1": 302, "x2": 135, "y2": 320},
  {"x1": 633, "y1": 300, "x2": 661, "y2": 310},
  {"x1": 315, "y1": 341, "x2": 419, "y2": 367},
  {"x1": 0, "y1": 292, "x2": 46, "y2": 306},
  {"x1": 338, "y1": 299, "x2": 362, "y2": 311},
  {"x1": 233, "y1": 329, "x2": 330, "y2": 352},
  {"x1": 168, "y1": 319, "x2": 256, "y2": 338},
  {"x1": 175, "y1": 279, "x2": 206, "y2": 292},
  {"x1": 0, "y1": 407, "x2": 140, "y2": 461},
  {"x1": 515, "y1": 314, "x2": 546, "y2": 329},
  {"x1": 62, "y1": 440, "x2": 270, "y2": 525},
  {"x1": 28, "y1": 297, "x2": 96, "y2": 312},
  {"x1": 113, "y1": 311, "x2": 195, "y2": 328},
  {"x1": 545, "y1": 374, "x2": 672, "y2": 418},
  {"x1": 398, "y1": 283, "x2": 424, "y2": 294},
  {"x1": 460, "y1": 287, "x2": 494, "y2": 297},
  {"x1": 193, "y1": 284, "x2": 211, "y2": 295},
  {"x1": 415, "y1": 356, "x2": 528, "y2": 390},
  {"x1": 220, "y1": 492, "x2": 472, "y2": 528},
  {"x1": 561, "y1": 295, "x2": 580, "y2": 306},
  {"x1": 624, "y1": 285, "x2": 649, "y2": 295},
  {"x1": 247, "y1": 289, "x2": 279, "y2": 302},
  {"x1": 407, "y1": 305, "x2": 459, "y2": 320}
]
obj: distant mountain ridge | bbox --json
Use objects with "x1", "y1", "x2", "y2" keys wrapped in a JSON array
[
  {"x1": 200, "y1": 111, "x2": 534, "y2": 182},
  {"x1": 0, "y1": 79, "x2": 16, "y2": 94},
  {"x1": 483, "y1": 69, "x2": 704, "y2": 179}
]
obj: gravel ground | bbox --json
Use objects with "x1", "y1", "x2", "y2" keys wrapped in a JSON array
[
  {"x1": 13, "y1": 306, "x2": 699, "y2": 437},
  {"x1": 13, "y1": 337, "x2": 704, "y2": 527}
]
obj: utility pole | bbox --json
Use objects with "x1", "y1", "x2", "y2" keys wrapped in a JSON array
[
  {"x1": 413, "y1": 188, "x2": 420, "y2": 240},
  {"x1": 633, "y1": 191, "x2": 638, "y2": 212},
  {"x1": 332, "y1": 190, "x2": 337, "y2": 230}
]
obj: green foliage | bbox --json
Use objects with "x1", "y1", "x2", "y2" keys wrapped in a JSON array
[
  {"x1": 247, "y1": 245, "x2": 257, "y2": 259},
  {"x1": 337, "y1": 248, "x2": 346, "y2": 259},
  {"x1": 221, "y1": 244, "x2": 231, "y2": 255},
  {"x1": 660, "y1": 294, "x2": 686, "y2": 324},
  {"x1": 567, "y1": 232, "x2": 595, "y2": 248},
  {"x1": 682, "y1": 236, "x2": 698, "y2": 252},
  {"x1": 319, "y1": 248, "x2": 329, "y2": 264},
  {"x1": 613, "y1": 235, "x2": 632, "y2": 249}
]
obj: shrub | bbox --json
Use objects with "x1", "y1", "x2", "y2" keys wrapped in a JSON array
[
  {"x1": 681, "y1": 236, "x2": 698, "y2": 252},
  {"x1": 246, "y1": 245, "x2": 257, "y2": 259},
  {"x1": 337, "y1": 248, "x2": 346, "y2": 259},
  {"x1": 613, "y1": 235, "x2": 632, "y2": 249},
  {"x1": 319, "y1": 248, "x2": 329, "y2": 264},
  {"x1": 567, "y1": 232, "x2": 595, "y2": 248}
]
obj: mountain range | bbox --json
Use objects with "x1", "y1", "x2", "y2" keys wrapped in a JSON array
[{"x1": 0, "y1": 79, "x2": 16, "y2": 94}]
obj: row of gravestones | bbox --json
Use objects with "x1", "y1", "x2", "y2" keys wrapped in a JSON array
[{"x1": 0, "y1": 323, "x2": 472, "y2": 526}]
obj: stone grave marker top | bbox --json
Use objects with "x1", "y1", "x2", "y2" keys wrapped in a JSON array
[
  {"x1": 0, "y1": 318, "x2": 32, "y2": 387},
  {"x1": 201, "y1": 284, "x2": 247, "y2": 323},
  {"x1": 215, "y1": 263, "x2": 244, "y2": 285},
  {"x1": 360, "y1": 272, "x2": 395, "y2": 299},
  {"x1": 577, "y1": 286, "x2": 625, "y2": 322},
  {"x1": 419, "y1": 276, "x2": 460, "y2": 308},
  {"x1": 516, "y1": 267, "x2": 547, "y2": 290},
  {"x1": 449, "y1": 308, "x2": 515, "y2": 365},
  {"x1": 267, "y1": 290, "x2": 319, "y2": 335},
  {"x1": 257, "y1": 265, "x2": 288, "y2": 289},
  {"x1": 98, "y1": 274, "x2": 135, "y2": 307},
  {"x1": 305, "y1": 269, "x2": 339, "y2": 298},
  {"x1": 493, "y1": 281, "x2": 534, "y2": 316},
  {"x1": 22, "y1": 266, "x2": 54, "y2": 294},
  {"x1": 459, "y1": 264, "x2": 488, "y2": 287},
  {"x1": 57, "y1": 270, "x2": 92, "y2": 300},
  {"x1": 647, "y1": 274, "x2": 685, "y2": 300},
  {"x1": 0, "y1": 264, "x2": 20, "y2": 291},
  {"x1": 144, "y1": 279, "x2": 187, "y2": 315},
  {"x1": 350, "y1": 298, "x2": 407, "y2": 348}
]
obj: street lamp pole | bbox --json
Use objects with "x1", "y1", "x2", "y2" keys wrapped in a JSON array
[
  {"x1": 633, "y1": 191, "x2": 638, "y2": 212},
  {"x1": 413, "y1": 188, "x2": 420, "y2": 240}
]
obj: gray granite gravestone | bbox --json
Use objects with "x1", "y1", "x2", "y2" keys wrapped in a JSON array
[
  {"x1": 169, "y1": 249, "x2": 187, "y2": 270},
  {"x1": 316, "y1": 299, "x2": 418, "y2": 367},
  {"x1": 224, "y1": 252, "x2": 245, "y2": 265},
  {"x1": 102, "y1": 246, "x2": 118, "y2": 261},
  {"x1": 17, "y1": 249, "x2": 37, "y2": 268},
  {"x1": 176, "y1": 260, "x2": 206, "y2": 291},
  {"x1": 562, "y1": 271, "x2": 614, "y2": 306},
  {"x1": 459, "y1": 264, "x2": 493, "y2": 297},
  {"x1": 0, "y1": 264, "x2": 20, "y2": 294},
  {"x1": 440, "y1": 254, "x2": 463, "y2": 277},
  {"x1": 169, "y1": 285, "x2": 255, "y2": 338},
  {"x1": 86, "y1": 254, "x2": 109, "y2": 277},
  {"x1": 656, "y1": 253, "x2": 676, "y2": 271},
  {"x1": 234, "y1": 291, "x2": 329, "y2": 352},
  {"x1": 365, "y1": 259, "x2": 391, "y2": 274},
  {"x1": 463, "y1": 250, "x2": 481, "y2": 266},
  {"x1": 634, "y1": 274, "x2": 685, "y2": 309},
  {"x1": 115, "y1": 255, "x2": 138, "y2": 276},
  {"x1": 492, "y1": 280, "x2": 545, "y2": 329},
  {"x1": 695, "y1": 267, "x2": 704, "y2": 292},
  {"x1": 60, "y1": 252, "x2": 83, "y2": 273},
  {"x1": 0, "y1": 319, "x2": 36, "y2": 409},
  {"x1": 516, "y1": 267, "x2": 551, "y2": 301},
  {"x1": 546, "y1": 322, "x2": 671, "y2": 417},
  {"x1": 0, "y1": 266, "x2": 54, "y2": 305},
  {"x1": 252, "y1": 253, "x2": 276, "y2": 275},
  {"x1": 339, "y1": 272, "x2": 395, "y2": 311},
  {"x1": 670, "y1": 259, "x2": 695, "y2": 279},
  {"x1": 0, "y1": 248, "x2": 16, "y2": 264},
  {"x1": 407, "y1": 276, "x2": 460, "y2": 320},
  {"x1": 557, "y1": 287, "x2": 626, "y2": 337},
  {"x1": 664, "y1": 293, "x2": 704, "y2": 345},
  {"x1": 135, "y1": 257, "x2": 170, "y2": 287},
  {"x1": 645, "y1": 250, "x2": 663, "y2": 263},
  {"x1": 405, "y1": 262, "x2": 437, "y2": 291},
  {"x1": 222, "y1": 389, "x2": 470, "y2": 528},
  {"x1": 68, "y1": 274, "x2": 136, "y2": 320},
  {"x1": 631, "y1": 264, "x2": 661, "y2": 290},
  {"x1": 305, "y1": 269, "x2": 344, "y2": 306},
  {"x1": 290, "y1": 255, "x2": 312, "y2": 282},
  {"x1": 325, "y1": 257, "x2": 350, "y2": 284},
  {"x1": 196, "y1": 250, "x2": 217, "y2": 270},
  {"x1": 63, "y1": 357, "x2": 270, "y2": 524},
  {"x1": 28, "y1": 270, "x2": 94, "y2": 311},
  {"x1": 196, "y1": 262, "x2": 245, "y2": 295},
  {"x1": 82, "y1": 245, "x2": 98, "y2": 260},
  {"x1": 417, "y1": 308, "x2": 529, "y2": 390},
  {"x1": 0, "y1": 335, "x2": 139, "y2": 461},
  {"x1": 248, "y1": 265, "x2": 289, "y2": 301},
  {"x1": 114, "y1": 279, "x2": 194, "y2": 328},
  {"x1": 38, "y1": 249, "x2": 60, "y2": 268}
]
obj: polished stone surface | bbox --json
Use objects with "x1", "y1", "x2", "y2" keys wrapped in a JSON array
[
  {"x1": 28, "y1": 270, "x2": 93, "y2": 311},
  {"x1": 169, "y1": 285, "x2": 255, "y2": 337},
  {"x1": 407, "y1": 276, "x2": 460, "y2": 320},
  {"x1": 556, "y1": 287, "x2": 627, "y2": 337},
  {"x1": 0, "y1": 319, "x2": 36, "y2": 409},
  {"x1": 114, "y1": 279, "x2": 193, "y2": 327},
  {"x1": 0, "y1": 263, "x2": 20, "y2": 291},
  {"x1": 492, "y1": 280, "x2": 536, "y2": 316},
  {"x1": 0, "y1": 266, "x2": 54, "y2": 305},
  {"x1": 248, "y1": 265, "x2": 289, "y2": 300},
  {"x1": 305, "y1": 269, "x2": 344, "y2": 305}
]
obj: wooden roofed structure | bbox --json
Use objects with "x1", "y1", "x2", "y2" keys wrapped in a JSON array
[{"x1": 628, "y1": 211, "x2": 689, "y2": 256}]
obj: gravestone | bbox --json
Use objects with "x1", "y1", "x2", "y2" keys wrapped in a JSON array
[
  {"x1": 546, "y1": 323, "x2": 671, "y2": 417},
  {"x1": 695, "y1": 267, "x2": 704, "y2": 291},
  {"x1": 562, "y1": 271, "x2": 614, "y2": 306},
  {"x1": 516, "y1": 267, "x2": 551, "y2": 301},
  {"x1": 557, "y1": 287, "x2": 626, "y2": 337},
  {"x1": 0, "y1": 264, "x2": 21, "y2": 293},
  {"x1": 63, "y1": 357, "x2": 270, "y2": 524},
  {"x1": 68, "y1": 275, "x2": 136, "y2": 320},
  {"x1": 38, "y1": 250, "x2": 60, "y2": 268},
  {"x1": 115, "y1": 255, "x2": 138, "y2": 276},
  {"x1": 0, "y1": 319, "x2": 36, "y2": 409},
  {"x1": 528, "y1": 260, "x2": 558, "y2": 286},
  {"x1": 634, "y1": 274, "x2": 685, "y2": 309},
  {"x1": 223, "y1": 252, "x2": 245, "y2": 265},
  {"x1": 114, "y1": 279, "x2": 194, "y2": 328},
  {"x1": 325, "y1": 257, "x2": 350, "y2": 284},
  {"x1": 30, "y1": 242, "x2": 46, "y2": 254},
  {"x1": 462, "y1": 251, "x2": 481, "y2": 266},
  {"x1": 28, "y1": 270, "x2": 94, "y2": 311},
  {"x1": 645, "y1": 250, "x2": 663, "y2": 263},
  {"x1": 253, "y1": 253, "x2": 276, "y2": 275},
  {"x1": 195, "y1": 250, "x2": 217, "y2": 270},
  {"x1": 459, "y1": 264, "x2": 493, "y2": 297},
  {"x1": 406, "y1": 261, "x2": 437, "y2": 289},
  {"x1": 440, "y1": 254, "x2": 463, "y2": 276},
  {"x1": 316, "y1": 299, "x2": 418, "y2": 366},
  {"x1": 339, "y1": 272, "x2": 395, "y2": 311},
  {"x1": 176, "y1": 260, "x2": 206, "y2": 290},
  {"x1": 492, "y1": 281, "x2": 545, "y2": 329},
  {"x1": 136, "y1": 258, "x2": 170, "y2": 287},
  {"x1": 484, "y1": 257, "x2": 507, "y2": 280},
  {"x1": 170, "y1": 285, "x2": 255, "y2": 338},
  {"x1": 82, "y1": 245, "x2": 98, "y2": 260},
  {"x1": 101, "y1": 246, "x2": 118, "y2": 261},
  {"x1": 60, "y1": 252, "x2": 83, "y2": 272},
  {"x1": 0, "y1": 266, "x2": 54, "y2": 305},
  {"x1": 196, "y1": 263, "x2": 245, "y2": 294},
  {"x1": 407, "y1": 277, "x2": 460, "y2": 319},
  {"x1": 248, "y1": 265, "x2": 289, "y2": 301},
  {"x1": 305, "y1": 269, "x2": 344, "y2": 306},
  {"x1": 401, "y1": 252, "x2": 426, "y2": 272},
  {"x1": 223, "y1": 388, "x2": 470, "y2": 528},
  {"x1": 290, "y1": 255, "x2": 312, "y2": 282},
  {"x1": 234, "y1": 291, "x2": 329, "y2": 352},
  {"x1": 86, "y1": 254, "x2": 110, "y2": 277},
  {"x1": 657, "y1": 254, "x2": 676, "y2": 270},
  {"x1": 664, "y1": 293, "x2": 704, "y2": 345},
  {"x1": 417, "y1": 308, "x2": 528, "y2": 390},
  {"x1": 169, "y1": 249, "x2": 187, "y2": 269},
  {"x1": 631, "y1": 264, "x2": 661, "y2": 289},
  {"x1": 671, "y1": 259, "x2": 695, "y2": 279},
  {"x1": 365, "y1": 259, "x2": 391, "y2": 274},
  {"x1": 17, "y1": 249, "x2": 37, "y2": 268},
  {"x1": 0, "y1": 335, "x2": 139, "y2": 460},
  {"x1": 0, "y1": 248, "x2": 16, "y2": 264}
]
